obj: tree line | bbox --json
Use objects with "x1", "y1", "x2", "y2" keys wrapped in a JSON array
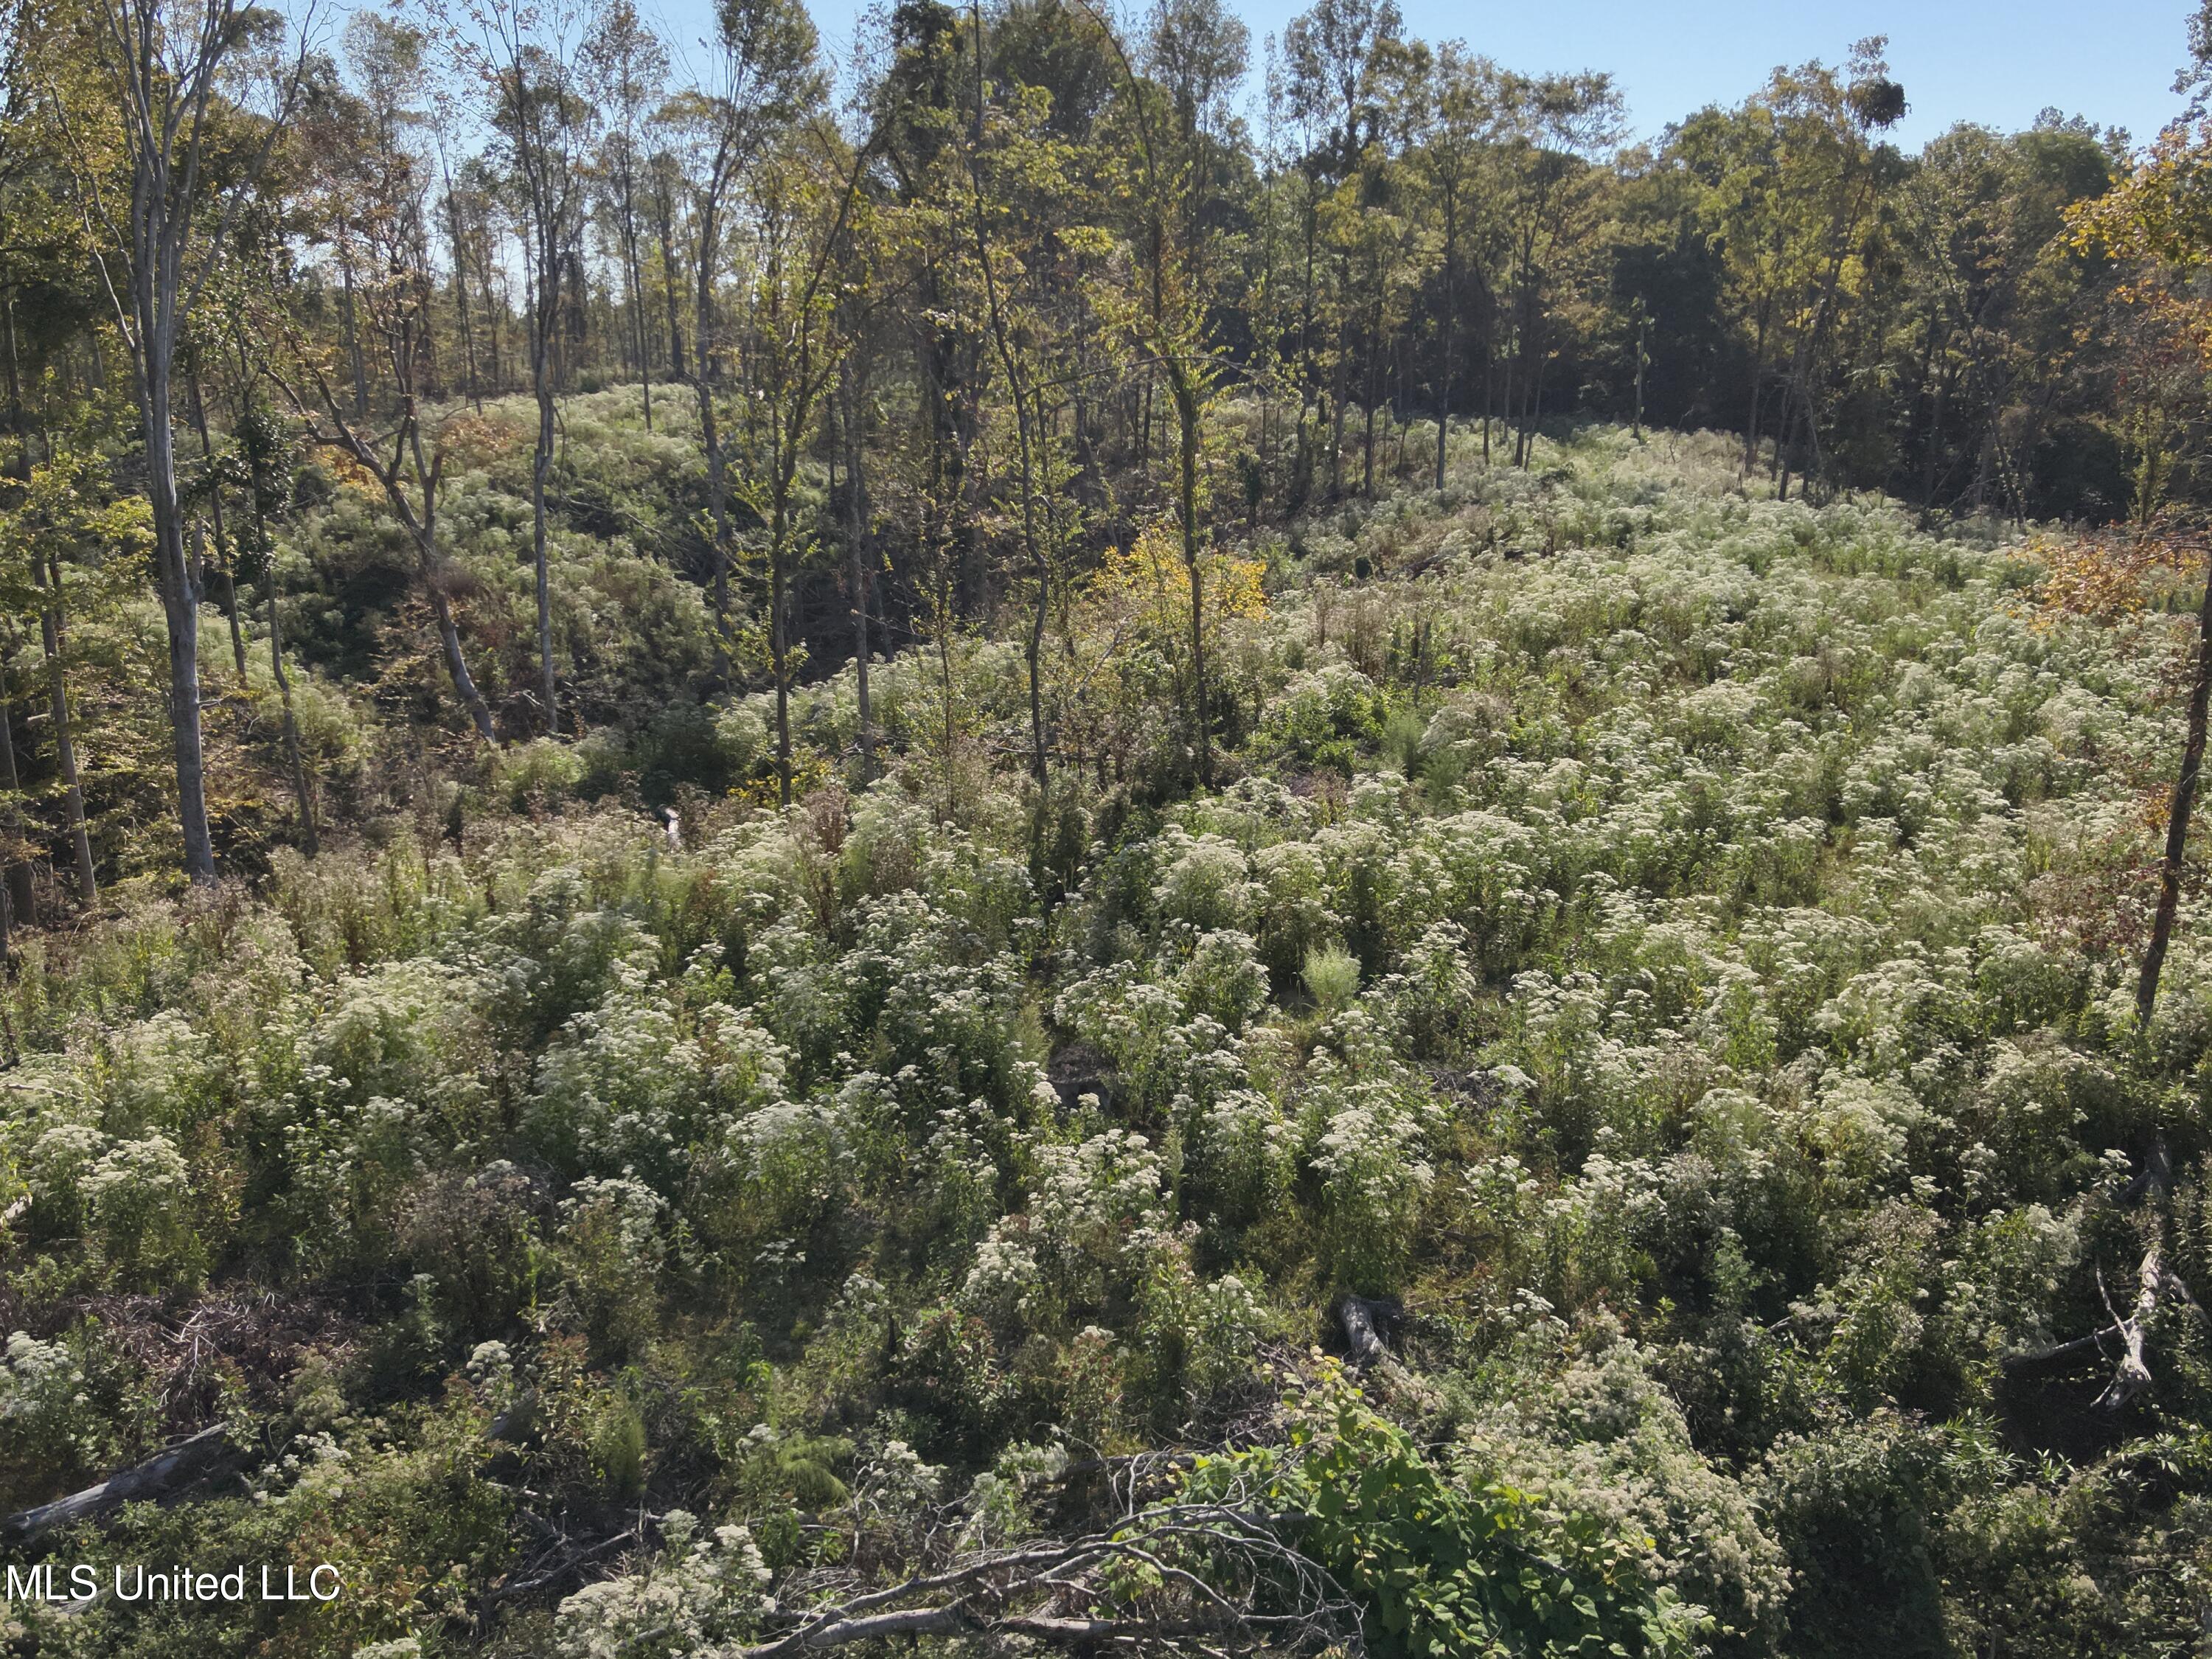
[{"x1": 0, "y1": 0, "x2": 2185, "y2": 906}]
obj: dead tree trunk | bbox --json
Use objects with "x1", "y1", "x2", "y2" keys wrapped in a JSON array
[
  {"x1": 1, "y1": 1425, "x2": 237, "y2": 1545},
  {"x1": 2137, "y1": 537, "x2": 2212, "y2": 1029}
]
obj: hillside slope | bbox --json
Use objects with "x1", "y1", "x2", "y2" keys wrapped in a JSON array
[{"x1": 3, "y1": 428, "x2": 2205, "y2": 1658}]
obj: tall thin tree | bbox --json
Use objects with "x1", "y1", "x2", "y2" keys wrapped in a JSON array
[{"x1": 64, "y1": 0, "x2": 310, "y2": 884}]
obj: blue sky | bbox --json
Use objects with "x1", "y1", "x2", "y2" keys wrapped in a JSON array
[{"x1": 643, "y1": 0, "x2": 2196, "y2": 150}]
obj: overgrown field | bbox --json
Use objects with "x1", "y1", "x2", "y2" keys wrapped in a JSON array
[{"x1": 5, "y1": 428, "x2": 2209, "y2": 1658}]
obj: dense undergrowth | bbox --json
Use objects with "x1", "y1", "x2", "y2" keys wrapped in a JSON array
[{"x1": 5, "y1": 425, "x2": 2211, "y2": 1657}]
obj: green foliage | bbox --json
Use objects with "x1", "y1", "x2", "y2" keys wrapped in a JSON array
[
  {"x1": 1301, "y1": 942, "x2": 1361, "y2": 1010},
  {"x1": 1, "y1": 434, "x2": 2208, "y2": 1657},
  {"x1": 1190, "y1": 1366, "x2": 1708, "y2": 1658}
]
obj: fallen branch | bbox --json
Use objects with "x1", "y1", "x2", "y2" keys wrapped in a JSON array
[
  {"x1": 2096, "y1": 1242, "x2": 2168, "y2": 1413},
  {"x1": 2002, "y1": 1324, "x2": 2129, "y2": 1379},
  {"x1": 740, "y1": 1599, "x2": 1270, "y2": 1656},
  {"x1": 739, "y1": 1601, "x2": 977, "y2": 1657},
  {"x1": 995, "y1": 1615, "x2": 1253, "y2": 1645},
  {"x1": 487, "y1": 1526, "x2": 648, "y2": 1607},
  {"x1": 724, "y1": 1496, "x2": 1354, "y2": 1659},
  {"x1": 8, "y1": 1382, "x2": 543, "y2": 1551},
  {"x1": 2010, "y1": 1134, "x2": 2206, "y2": 1413}
]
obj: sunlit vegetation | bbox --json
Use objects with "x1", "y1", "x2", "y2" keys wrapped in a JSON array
[{"x1": 7, "y1": 0, "x2": 2212, "y2": 1651}]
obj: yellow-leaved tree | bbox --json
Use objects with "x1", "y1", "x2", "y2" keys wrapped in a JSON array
[
  {"x1": 1057, "y1": 521, "x2": 1265, "y2": 788},
  {"x1": 2068, "y1": 119, "x2": 2212, "y2": 1029}
]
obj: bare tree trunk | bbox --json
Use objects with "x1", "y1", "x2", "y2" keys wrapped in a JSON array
[
  {"x1": 516, "y1": 187, "x2": 562, "y2": 733},
  {"x1": 841, "y1": 370, "x2": 874, "y2": 779},
  {"x1": 1435, "y1": 209, "x2": 1455, "y2": 493},
  {"x1": 1, "y1": 305, "x2": 40, "y2": 929},
  {"x1": 1291, "y1": 179, "x2": 1320, "y2": 507},
  {"x1": 221, "y1": 564, "x2": 247, "y2": 680},
  {"x1": 1743, "y1": 293, "x2": 1770, "y2": 474},
  {"x1": 629, "y1": 238, "x2": 653, "y2": 431},
  {"x1": 443, "y1": 164, "x2": 483, "y2": 414},
  {"x1": 964, "y1": 22, "x2": 1049, "y2": 791},
  {"x1": 531, "y1": 347, "x2": 558, "y2": 730},
  {"x1": 1172, "y1": 370, "x2": 1210, "y2": 790},
  {"x1": 656, "y1": 191, "x2": 686, "y2": 383},
  {"x1": 1775, "y1": 377, "x2": 1799, "y2": 501},
  {"x1": 1497, "y1": 313, "x2": 1514, "y2": 470},
  {"x1": 337, "y1": 223, "x2": 369, "y2": 421},
  {"x1": 480, "y1": 248, "x2": 504, "y2": 393},
  {"x1": 1479, "y1": 299, "x2": 1493, "y2": 466},
  {"x1": 35, "y1": 548, "x2": 94, "y2": 905},
  {"x1": 1328, "y1": 320, "x2": 1348, "y2": 499},
  {"x1": 263, "y1": 585, "x2": 316, "y2": 855},
  {"x1": 771, "y1": 486, "x2": 793, "y2": 806},
  {"x1": 935, "y1": 526, "x2": 957, "y2": 825},
  {"x1": 689, "y1": 174, "x2": 734, "y2": 686},
  {"x1": 2137, "y1": 538, "x2": 2212, "y2": 1027},
  {"x1": 0, "y1": 653, "x2": 29, "y2": 944},
  {"x1": 1526, "y1": 347, "x2": 1550, "y2": 469},
  {"x1": 1361, "y1": 303, "x2": 1379, "y2": 498},
  {"x1": 698, "y1": 355, "x2": 731, "y2": 683},
  {"x1": 1921, "y1": 365, "x2": 1949, "y2": 518},
  {"x1": 515, "y1": 136, "x2": 566, "y2": 718},
  {"x1": 143, "y1": 352, "x2": 218, "y2": 885},
  {"x1": 187, "y1": 359, "x2": 249, "y2": 681},
  {"x1": 1632, "y1": 309, "x2": 1645, "y2": 442},
  {"x1": 0, "y1": 622, "x2": 28, "y2": 945}
]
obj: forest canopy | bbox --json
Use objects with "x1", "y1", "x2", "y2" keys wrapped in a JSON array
[{"x1": 5, "y1": 0, "x2": 2212, "y2": 1653}]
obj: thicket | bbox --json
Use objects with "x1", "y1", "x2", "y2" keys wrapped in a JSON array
[
  {"x1": 4, "y1": 0, "x2": 2212, "y2": 1644},
  {"x1": 0, "y1": 425, "x2": 2207, "y2": 1655}
]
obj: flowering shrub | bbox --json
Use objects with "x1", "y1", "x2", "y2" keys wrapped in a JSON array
[
  {"x1": 553, "y1": 1512, "x2": 771, "y2": 1659},
  {"x1": 553, "y1": 1174, "x2": 667, "y2": 1356},
  {"x1": 80, "y1": 1134, "x2": 198, "y2": 1287},
  {"x1": 1175, "y1": 929, "x2": 1271, "y2": 1032},
  {"x1": 0, "y1": 1333, "x2": 128, "y2": 1504},
  {"x1": 1304, "y1": 1023, "x2": 1444, "y2": 1291},
  {"x1": 7, "y1": 433, "x2": 2206, "y2": 1656}
]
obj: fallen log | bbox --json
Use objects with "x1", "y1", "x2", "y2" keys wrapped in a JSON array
[
  {"x1": 484, "y1": 1524, "x2": 652, "y2": 1610},
  {"x1": 0, "y1": 1423, "x2": 238, "y2": 1545},
  {"x1": 4, "y1": 1380, "x2": 557, "y2": 1559},
  {"x1": 1338, "y1": 1296, "x2": 1385, "y2": 1366},
  {"x1": 1335, "y1": 1294, "x2": 1419, "y2": 1398}
]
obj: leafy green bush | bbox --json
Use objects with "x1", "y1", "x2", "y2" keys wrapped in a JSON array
[
  {"x1": 1301, "y1": 943, "x2": 1361, "y2": 1010},
  {"x1": 1190, "y1": 1367, "x2": 1708, "y2": 1658}
]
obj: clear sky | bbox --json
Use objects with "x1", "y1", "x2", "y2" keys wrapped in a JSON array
[{"x1": 642, "y1": 0, "x2": 2197, "y2": 150}]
